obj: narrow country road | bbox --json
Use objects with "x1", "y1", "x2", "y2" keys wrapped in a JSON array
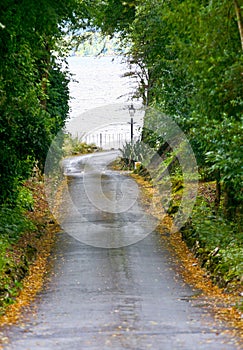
[{"x1": 2, "y1": 152, "x2": 238, "y2": 349}]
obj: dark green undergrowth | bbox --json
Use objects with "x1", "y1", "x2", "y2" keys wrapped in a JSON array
[
  {"x1": 162, "y1": 174, "x2": 243, "y2": 292},
  {"x1": 164, "y1": 175, "x2": 243, "y2": 292},
  {"x1": 0, "y1": 186, "x2": 37, "y2": 313},
  {"x1": 181, "y1": 199, "x2": 243, "y2": 291}
]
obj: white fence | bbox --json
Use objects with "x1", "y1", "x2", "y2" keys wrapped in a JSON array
[{"x1": 84, "y1": 123, "x2": 141, "y2": 150}]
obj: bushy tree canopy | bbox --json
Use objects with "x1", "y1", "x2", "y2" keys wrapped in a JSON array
[
  {"x1": 0, "y1": 0, "x2": 89, "y2": 204},
  {"x1": 96, "y1": 0, "x2": 242, "y2": 217}
]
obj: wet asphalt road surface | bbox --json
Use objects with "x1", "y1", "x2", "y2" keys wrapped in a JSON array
[{"x1": 1, "y1": 152, "x2": 239, "y2": 349}]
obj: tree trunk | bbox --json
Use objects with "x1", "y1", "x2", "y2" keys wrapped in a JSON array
[{"x1": 234, "y1": 0, "x2": 243, "y2": 51}]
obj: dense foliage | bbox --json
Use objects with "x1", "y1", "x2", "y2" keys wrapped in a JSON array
[
  {"x1": 96, "y1": 0, "x2": 243, "y2": 219},
  {"x1": 0, "y1": 0, "x2": 90, "y2": 205}
]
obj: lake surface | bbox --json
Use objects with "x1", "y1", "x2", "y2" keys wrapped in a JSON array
[{"x1": 65, "y1": 56, "x2": 144, "y2": 148}]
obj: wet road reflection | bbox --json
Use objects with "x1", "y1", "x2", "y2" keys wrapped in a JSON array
[
  {"x1": 60, "y1": 151, "x2": 158, "y2": 248},
  {"x1": 1, "y1": 152, "x2": 238, "y2": 349}
]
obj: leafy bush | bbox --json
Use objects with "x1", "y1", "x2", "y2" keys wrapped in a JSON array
[
  {"x1": 16, "y1": 186, "x2": 34, "y2": 212},
  {"x1": 119, "y1": 140, "x2": 153, "y2": 169},
  {"x1": 0, "y1": 204, "x2": 37, "y2": 310},
  {"x1": 63, "y1": 134, "x2": 99, "y2": 156},
  {"x1": 0, "y1": 206, "x2": 35, "y2": 242},
  {"x1": 181, "y1": 201, "x2": 243, "y2": 288}
]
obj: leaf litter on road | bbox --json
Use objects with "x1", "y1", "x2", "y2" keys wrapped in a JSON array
[{"x1": 131, "y1": 173, "x2": 243, "y2": 348}]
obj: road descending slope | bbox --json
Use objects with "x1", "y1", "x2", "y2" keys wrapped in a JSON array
[{"x1": 2, "y1": 152, "x2": 238, "y2": 350}]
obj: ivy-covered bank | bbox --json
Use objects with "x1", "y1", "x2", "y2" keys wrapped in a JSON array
[
  {"x1": 0, "y1": 178, "x2": 58, "y2": 318},
  {"x1": 180, "y1": 192, "x2": 243, "y2": 293}
]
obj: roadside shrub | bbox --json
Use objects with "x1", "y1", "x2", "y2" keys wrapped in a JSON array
[
  {"x1": 0, "y1": 204, "x2": 36, "y2": 310},
  {"x1": 16, "y1": 186, "x2": 34, "y2": 212},
  {"x1": 181, "y1": 201, "x2": 243, "y2": 289},
  {"x1": 0, "y1": 206, "x2": 35, "y2": 242},
  {"x1": 63, "y1": 134, "x2": 99, "y2": 156},
  {"x1": 119, "y1": 140, "x2": 153, "y2": 169}
]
